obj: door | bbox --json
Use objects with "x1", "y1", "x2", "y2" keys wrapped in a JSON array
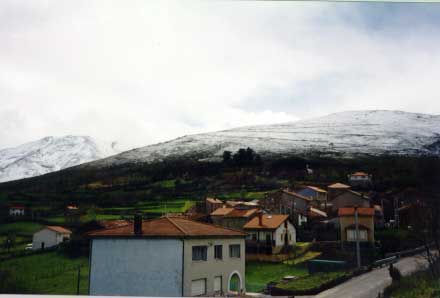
[
  {"x1": 214, "y1": 276, "x2": 222, "y2": 294},
  {"x1": 41, "y1": 242, "x2": 45, "y2": 249},
  {"x1": 191, "y1": 279, "x2": 206, "y2": 296}
]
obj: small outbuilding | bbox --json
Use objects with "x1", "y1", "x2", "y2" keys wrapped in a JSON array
[
  {"x1": 9, "y1": 205, "x2": 25, "y2": 216},
  {"x1": 32, "y1": 226, "x2": 72, "y2": 250}
]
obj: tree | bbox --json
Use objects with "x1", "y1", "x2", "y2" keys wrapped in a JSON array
[{"x1": 222, "y1": 151, "x2": 232, "y2": 163}]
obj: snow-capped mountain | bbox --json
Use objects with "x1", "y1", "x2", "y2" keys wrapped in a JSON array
[
  {"x1": 0, "y1": 136, "x2": 119, "y2": 182},
  {"x1": 93, "y1": 110, "x2": 440, "y2": 167}
]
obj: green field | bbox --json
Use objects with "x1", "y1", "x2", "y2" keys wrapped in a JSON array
[
  {"x1": 0, "y1": 251, "x2": 89, "y2": 294},
  {"x1": 276, "y1": 271, "x2": 348, "y2": 292},
  {"x1": 246, "y1": 261, "x2": 308, "y2": 292},
  {"x1": 0, "y1": 222, "x2": 43, "y2": 236}
]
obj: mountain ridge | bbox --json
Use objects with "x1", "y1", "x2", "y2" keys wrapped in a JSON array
[
  {"x1": 89, "y1": 110, "x2": 440, "y2": 168},
  {"x1": 0, "y1": 135, "x2": 119, "y2": 183}
]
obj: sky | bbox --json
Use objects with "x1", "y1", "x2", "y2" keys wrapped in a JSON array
[{"x1": 1, "y1": 1, "x2": 440, "y2": 151}]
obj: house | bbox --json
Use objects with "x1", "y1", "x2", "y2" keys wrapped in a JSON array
[
  {"x1": 329, "y1": 190, "x2": 370, "y2": 213},
  {"x1": 65, "y1": 205, "x2": 80, "y2": 224},
  {"x1": 32, "y1": 226, "x2": 72, "y2": 250},
  {"x1": 259, "y1": 189, "x2": 311, "y2": 226},
  {"x1": 210, "y1": 207, "x2": 259, "y2": 230},
  {"x1": 338, "y1": 208, "x2": 375, "y2": 243},
  {"x1": 297, "y1": 186, "x2": 327, "y2": 208},
  {"x1": 9, "y1": 205, "x2": 25, "y2": 216},
  {"x1": 244, "y1": 213, "x2": 296, "y2": 254},
  {"x1": 88, "y1": 216, "x2": 246, "y2": 297},
  {"x1": 348, "y1": 172, "x2": 372, "y2": 188},
  {"x1": 327, "y1": 183, "x2": 352, "y2": 201},
  {"x1": 205, "y1": 197, "x2": 223, "y2": 214},
  {"x1": 225, "y1": 200, "x2": 259, "y2": 209}
]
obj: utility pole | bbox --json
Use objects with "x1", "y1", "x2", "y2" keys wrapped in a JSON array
[{"x1": 354, "y1": 207, "x2": 361, "y2": 268}]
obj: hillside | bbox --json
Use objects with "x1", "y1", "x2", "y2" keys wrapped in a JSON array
[
  {"x1": 91, "y1": 110, "x2": 440, "y2": 168},
  {"x1": 0, "y1": 136, "x2": 119, "y2": 183}
]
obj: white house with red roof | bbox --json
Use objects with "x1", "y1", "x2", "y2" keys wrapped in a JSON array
[
  {"x1": 88, "y1": 216, "x2": 246, "y2": 297},
  {"x1": 9, "y1": 205, "x2": 25, "y2": 216},
  {"x1": 32, "y1": 226, "x2": 72, "y2": 250},
  {"x1": 243, "y1": 213, "x2": 296, "y2": 254}
]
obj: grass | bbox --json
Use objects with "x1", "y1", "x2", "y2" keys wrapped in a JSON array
[
  {"x1": 276, "y1": 271, "x2": 348, "y2": 292},
  {"x1": 386, "y1": 271, "x2": 440, "y2": 298},
  {"x1": 0, "y1": 251, "x2": 89, "y2": 294},
  {"x1": 246, "y1": 261, "x2": 308, "y2": 292},
  {"x1": 0, "y1": 222, "x2": 43, "y2": 236}
]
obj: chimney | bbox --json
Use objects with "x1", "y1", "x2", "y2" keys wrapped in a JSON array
[
  {"x1": 134, "y1": 213, "x2": 143, "y2": 235},
  {"x1": 258, "y1": 211, "x2": 263, "y2": 226}
]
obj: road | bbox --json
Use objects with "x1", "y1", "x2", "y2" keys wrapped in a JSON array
[{"x1": 310, "y1": 253, "x2": 429, "y2": 298}]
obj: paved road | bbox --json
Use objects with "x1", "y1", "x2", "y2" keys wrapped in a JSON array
[{"x1": 310, "y1": 253, "x2": 430, "y2": 298}]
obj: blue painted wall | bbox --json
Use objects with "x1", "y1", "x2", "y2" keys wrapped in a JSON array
[{"x1": 90, "y1": 238, "x2": 183, "y2": 296}]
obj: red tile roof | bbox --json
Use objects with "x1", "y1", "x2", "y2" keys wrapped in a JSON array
[
  {"x1": 226, "y1": 208, "x2": 258, "y2": 218},
  {"x1": 88, "y1": 216, "x2": 246, "y2": 238},
  {"x1": 244, "y1": 214, "x2": 289, "y2": 230},
  {"x1": 211, "y1": 207, "x2": 234, "y2": 216},
  {"x1": 306, "y1": 186, "x2": 327, "y2": 193},
  {"x1": 351, "y1": 172, "x2": 369, "y2": 177},
  {"x1": 46, "y1": 226, "x2": 72, "y2": 234},
  {"x1": 10, "y1": 205, "x2": 25, "y2": 209},
  {"x1": 338, "y1": 208, "x2": 374, "y2": 217},
  {"x1": 98, "y1": 220, "x2": 131, "y2": 229},
  {"x1": 308, "y1": 207, "x2": 327, "y2": 218},
  {"x1": 206, "y1": 197, "x2": 223, "y2": 204},
  {"x1": 328, "y1": 183, "x2": 351, "y2": 189}
]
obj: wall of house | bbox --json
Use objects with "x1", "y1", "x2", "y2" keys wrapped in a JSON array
[
  {"x1": 331, "y1": 192, "x2": 370, "y2": 211},
  {"x1": 274, "y1": 221, "x2": 296, "y2": 249},
  {"x1": 339, "y1": 216, "x2": 374, "y2": 242},
  {"x1": 89, "y1": 238, "x2": 183, "y2": 296},
  {"x1": 32, "y1": 229, "x2": 60, "y2": 250},
  {"x1": 281, "y1": 193, "x2": 309, "y2": 213},
  {"x1": 183, "y1": 237, "x2": 245, "y2": 296}
]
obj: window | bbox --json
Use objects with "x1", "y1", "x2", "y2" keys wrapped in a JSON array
[
  {"x1": 191, "y1": 279, "x2": 206, "y2": 296},
  {"x1": 347, "y1": 229, "x2": 368, "y2": 241},
  {"x1": 192, "y1": 246, "x2": 207, "y2": 261},
  {"x1": 229, "y1": 244, "x2": 241, "y2": 258},
  {"x1": 214, "y1": 245, "x2": 223, "y2": 260},
  {"x1": 214, "y1": 276, "x2": 222, "y2": 293}
]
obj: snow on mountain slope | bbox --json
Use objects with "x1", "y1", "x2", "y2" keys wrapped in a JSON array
[
  {"x1": 0, "y1": 136, "x2": 119, "y2": 182},
  {"x1": 92, "y1": 110, "x2": 440, "y2": 167}
]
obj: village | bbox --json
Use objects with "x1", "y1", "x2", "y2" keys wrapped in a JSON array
[{"x1": 0, "y1": 170, "x2": 433, "y2": 297}]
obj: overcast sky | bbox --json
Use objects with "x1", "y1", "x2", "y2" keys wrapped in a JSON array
[{"x1": 1, "y1": 1, "x2": 440, "y2": 150}]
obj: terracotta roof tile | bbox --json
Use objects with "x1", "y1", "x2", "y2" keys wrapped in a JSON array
[
  {"x1": 211, "y1": 207, "x2": 234, "y2": 216},
  {"x1": 244, "y1": 214, "x2": 289, "y2": 230},
  {"x1": 46, "y1": 226, "x2": 72, "y2": 234},
  {"x1": 328, "y1": 182, "x2": 351, "y2": 189},
  {"x1": 351, "y1": 172, "x2": 369, "y2": 176},
  {"x1": 206, "y1": 197, "x2": 223, "y2": 204},
  {"x1": 88, "y1": 217, "x2": 246, "y2": 238},
  {"x1": 338, "y1": 207, "x2": 374, "y2": 217},
  {"x1": 226, "y1": 208, "x2": 258, "y2": 218},
  {"x1": 308, "y1": 207, "x2": 327, "y2": 218},
  {"x1": 306, "y1": 186, "x2": 327, "y2": 193}
]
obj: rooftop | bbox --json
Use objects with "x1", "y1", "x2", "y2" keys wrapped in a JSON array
[
  {"x1": 46, "y1": 226, "x2": 72, "y2": 234},
  {"x1": 338, "y1": 207, "x2": 374, "y2": 217},
  {"x1": 206, "y1": 197, "x2": 223, "y2": 204},
  {"x1": 88, "y1": 216, "x2": 246, "y2": 238},
  {"x1": 244, "y1": 214, "x2": 289, "y2": 230},
  {"x1": 328, "y1": 182, "x2": 351, "y2": 189},
  {"x1": 282, "y1": 189, "x2": 312, "y2": 201},
  {"x1": 210, "y1": 207, "x2": 258, "y2": 218},
  {"x1": 351, "y1": 172, "x2": 370, "y2": 177},
  {"x1": 305, "y1": 186, "x2": 327, "y2": 193}
]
